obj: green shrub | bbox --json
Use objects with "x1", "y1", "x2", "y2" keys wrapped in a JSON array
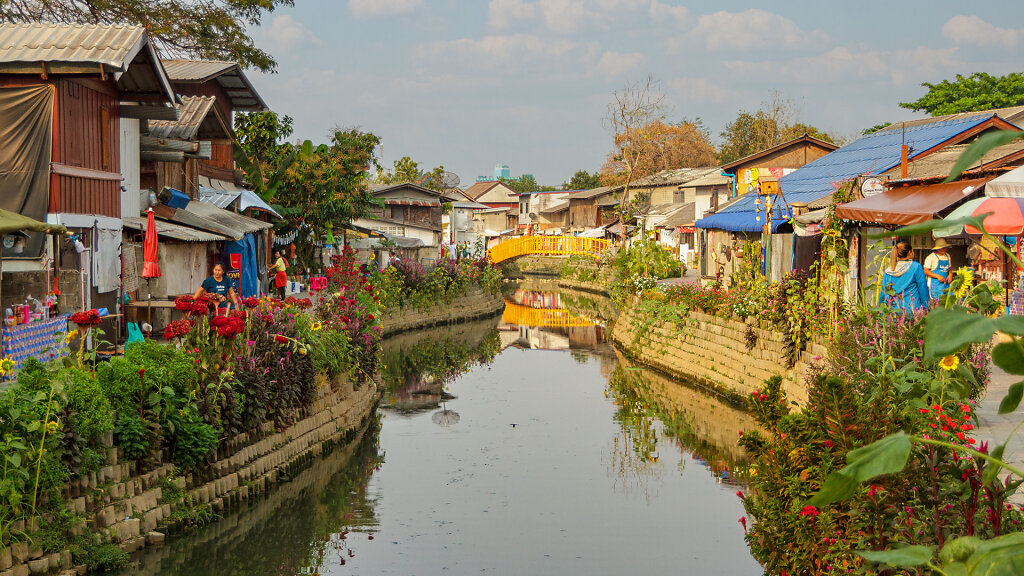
[
  {"x1": 65, "y1": 368, "x2": 114, "y2": 444},
  {"x1": 169, "y1": 411, "x2": 218, "y2": 471},
  {"x1": 113, "y1": 414, "x2": 149, "y2": 462},
  {"x1": 69, "y1": 536, "x2": 130, "y2": 571}
]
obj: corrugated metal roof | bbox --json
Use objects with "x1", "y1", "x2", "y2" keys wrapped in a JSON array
[
  {"x1": 0, "y1": 24, "x2": 176, "y2": 107},
  {"x1": 659, "y1": 203, "x2": 697, "y2": 228},
  {"x1": 123, "y1": 216, "x2": 226, "y2": 242},
  {"x1": 185, "y1": 200, "x2": 272, "y2": 237},
  {"x1": 682, "y1": 172, "x2": 733, "y2": 188},
  {"x1": 198, "y1": 187, "x2": 241, "y2": 210},
  {"x1": 697, "y1": 114, "x2": 1013, "y2": 232},
  {"x1": 237, "y1": 190, "x2": 282, "y2": 220},
  {"x1": 161, "y1": 59, "x2": 267, "y2": 111},
  {"x1": 147, "y1": 96, "x2": 217, "y2": 140},
  {"x1": 0, "y1": 24, "x2": 145, "y2": 69},
  {"x1": 881, "y1": 140, "x2": 1024, "y2": 181},
  {"x1": 569, "y1": 186, "x2": 612, "y2": 199}
]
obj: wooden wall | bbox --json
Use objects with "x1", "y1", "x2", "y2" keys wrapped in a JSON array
[{"x1": 52, "y1": 78, "x2": 121, "y2": 218}]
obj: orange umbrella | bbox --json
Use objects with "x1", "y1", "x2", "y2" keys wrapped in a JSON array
[{"x1": 142, "y1": 208, "x2": 161, "y2": 278}]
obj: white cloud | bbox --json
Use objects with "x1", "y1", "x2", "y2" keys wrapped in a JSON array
[
  {"x1": 724, "y1": 46, "x2": 962, "y2": 86},
  {"x1": 672, "y1": 9, "x2": 827, "y2": 52},
  {"x1": 348, "y1": 0, "x2": 424, "y2": 18},
  {"x1": 593, "y1": 51, "x2": 646, "y2": 79},
  {"x1": 487, "y1": 0, "x2": 659, "y2": 33},
  {"x1": 260, "y1": 15, "x2": 321, "y2": 53},
  {"x1": 648, "y1": 1, "x2": 688, "y2": 26},
  {"x1": 667, "y1": 77, "x2": 733, "y2": 105},
  {"x1": 943, "y1": 15, "x2": 1022, "y2": 49},
  {"x1": 416, "y1": 34, "x2": 597, "y2": 69}
]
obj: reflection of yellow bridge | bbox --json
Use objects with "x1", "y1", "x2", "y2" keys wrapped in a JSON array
[
  {"x1": 502, "y1": 301, "x2": 599, "y2": 328},
  {"x1": 487, "y1": 235, "x2": 611, "y2": 264}
]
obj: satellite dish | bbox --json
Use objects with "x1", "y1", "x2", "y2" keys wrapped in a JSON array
[{"x1": 441, "y1": 171, "x2": 461, "y2": 189}]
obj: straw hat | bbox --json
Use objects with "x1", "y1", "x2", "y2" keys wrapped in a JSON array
[{"x1": 931, "y1": 238, "x2": 950, "y2": 251}]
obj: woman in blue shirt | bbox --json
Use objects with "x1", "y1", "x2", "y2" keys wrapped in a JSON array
[
  {"x1": 194, "y1": 263, "x2": 239, "y2": 314},
  {"x1": 879, "y1": 242, "x2": 930, "y2": 314}
]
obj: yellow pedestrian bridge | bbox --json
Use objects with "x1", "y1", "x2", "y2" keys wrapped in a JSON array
[
  {"x1": 501, "y1": 301, "x2": 600, "y2": 328},
  {"x1": 487, "y1": 235, "x2": 611, "y2": 264}
]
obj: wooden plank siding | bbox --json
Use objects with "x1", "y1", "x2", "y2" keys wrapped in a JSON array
[{"x1": 51, "y1": 78, "x2": 121, "y2": 217}]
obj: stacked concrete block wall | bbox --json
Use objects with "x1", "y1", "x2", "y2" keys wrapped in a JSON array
[
  {"x1": 381, "y1": 286, "x2": 505, "y2": 336},
  {"x1": 557, "y1": 262, "x2": 613, "y2": 295},
  {"x1": 0, "y1": 377, "x2": 380, "y2": 576},
  {"x1": 611, "y1": 302, "x2": 823, "y2": 406}
]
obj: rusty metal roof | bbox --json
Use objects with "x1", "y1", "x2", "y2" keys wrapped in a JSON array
[
  {"x1": 123, "y1": 216, "x2": 226, "y2": 243},
  {"x1": 0, "y1": 24, "x2": 175, "y2": 107},
  {"x1": 147, "y1": 96, "x2": 227, "y2": 140},
  {"x1": 161, "y1": 59, "x2": 267, "y2": 112}
]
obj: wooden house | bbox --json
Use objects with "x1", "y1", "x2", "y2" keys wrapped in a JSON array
[
  {"x1": 0, "y1": 23, "x2": 175, "y2": 320},
  {"x1": 356, "y1": 183, "x2": 444, "y2": 259},
  {"x1": 719, "y1": 134, "x2": 839, "y2": 199}
]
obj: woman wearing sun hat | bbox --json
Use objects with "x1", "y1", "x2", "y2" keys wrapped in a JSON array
[{"x1": 923, "y1": 238, "x2": 953, "y2": 301}]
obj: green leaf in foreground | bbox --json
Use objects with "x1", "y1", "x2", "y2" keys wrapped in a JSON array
[
  {"x1": 966, "y1": 532, "x2": 1024, "y2": 576},
  {"x1": 857, "y1": 545, "x2": 933, "y2": 567},
  {"x1": 924, "y1": 308, "x2": 997, "y2": 358},
  {"x1": 991, "y1": 342, "x2": 1024, "y2": 375},
  {"x1": 809, "y1": 433, "x2": 912, "y2": 506},
  {"x1": 982, "y1": 444, "x2": 1007, "y2": 485},
  {"x1": 998, "y1": 381, "x2": 1023, "y2": 415}
]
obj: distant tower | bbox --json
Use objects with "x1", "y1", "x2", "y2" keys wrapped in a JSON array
[{"x1": 494, "y1": 164, "x2": 510, "y2": 180}]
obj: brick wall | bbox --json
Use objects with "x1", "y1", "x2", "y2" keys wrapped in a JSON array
[{"x1": 611, "y1": 299, "x2": 827, "y2": 406}]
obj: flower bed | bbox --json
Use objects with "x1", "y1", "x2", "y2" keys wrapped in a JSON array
[
  {"x1": 369, "y1": 256, "x2": 501, "y2": 313},
  {"x1": 737, "y1": 307, "x2": 1017, "y2": 576},
  {"x1": 0, "y1": 249, "x2": 380, "y2": 570}
]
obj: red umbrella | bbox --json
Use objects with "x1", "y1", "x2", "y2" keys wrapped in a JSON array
[
  {"x1": 965, "y1": 197, "x2": 1024, "y2": 235},
  {"x1": 142, "y1": 208, "x2": 161, "y2": 278}
]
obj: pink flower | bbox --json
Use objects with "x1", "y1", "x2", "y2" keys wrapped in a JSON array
[{"x1": 799, "y1": 505, "x2": 819, "y2": 518}]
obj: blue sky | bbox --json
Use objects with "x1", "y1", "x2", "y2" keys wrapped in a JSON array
[{"x1": 248, "y1": 1, "x2": 1024, "y2": 186}]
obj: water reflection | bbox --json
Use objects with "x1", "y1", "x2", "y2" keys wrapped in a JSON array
[
  {"x1": 380, "y1": 317, "x2": 502, "y2": 414},
  {"x1": 121, "y1": 421, "x2": 382, "y2": 576},
  {"x1": 125, "y1": 287, "x2": 761, "y2": 575}
]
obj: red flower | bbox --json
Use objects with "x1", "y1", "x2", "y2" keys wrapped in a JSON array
[
  {"x1": 229, "y1": 310, "x2": 247, "y2": 319},
  {"x1": 210, "y1": 315, "x2": 229, "y2": 327},
  {"x1": 799, "y1": 505, "x2": 819, "y2": 518},
  {"x1": 367, "y1": 314, "x2": 375, "y2": 321},
  {"x1": 70, "y1": 309, "x2": 102, "y2": 327},
  {"x1": 138, "y1": 369, "x2": 145, "y2": 376},
  {"x1": 163, "y1": 318, "x2": 195, "y2": 340},
  {"x1": 243, "y1": 297, "x2": 260, "y2": 308},
  {"x1": 823, "y1": 440, "x2": 834, "y2": 448},
  {"x1": 735, "y1": 490, "x2": 745, "y2": 500},
  {"x1": 738, "y1": 516, "x2": 748, "y2": 533},
  {"x1": 273, "y1": 334, "x2": 288, "y2": 344}
]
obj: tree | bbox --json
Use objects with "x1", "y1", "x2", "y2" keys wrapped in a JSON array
[
  {"x1": 600, "y1": 119, "x2": 717, "y2": 185},
  {"x1": 604, "y1": 76, "x2": 668, "y2": 240},
  {"x1": 2, "y1": 0, "x2": 292, "y2": 72},
  {"x1": 563, "y1": 170, "x2": 602, "y2": 190},
  {"x1": 899, "y1": 72, "x2": 1024, "y2": 116},
  {"x1": 235, "y1": 111, "x2": 297, "y2": 201},
  {"x1": 718, "y1": 92, "x2": 838, "y2": 164},
  {"x1": 273, "y1": 127, "x2": 382, "y2": 272},
  {"x1": 862, "y1": 122, "x2": 893, "y2": 136},
  {"x1": 376, "y1": 156, "x2": 449, "y2": 192},
  {"x1": 500, "y1": 175, "x2": 556, "y2": 194}
]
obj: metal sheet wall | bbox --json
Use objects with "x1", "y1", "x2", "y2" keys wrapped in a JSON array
[
  {"x1": 56, "y1": 175, "x2": 120, "y2": 217},
  {"x1": 119, "y1": 118, "x2": 141, "y2": 218}
]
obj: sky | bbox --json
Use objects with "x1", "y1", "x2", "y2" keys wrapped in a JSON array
[{"x1": 247, "y1": 0, "x2": 1024, "y2": 186}]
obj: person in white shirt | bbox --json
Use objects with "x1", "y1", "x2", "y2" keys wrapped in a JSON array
[{"x1": 923, "y1": 238, "x2": 953, "y2": 301}]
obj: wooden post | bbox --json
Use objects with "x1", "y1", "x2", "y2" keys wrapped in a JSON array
[{"x1": 900, "y1": 144, "x2": 909, "y2": 179}]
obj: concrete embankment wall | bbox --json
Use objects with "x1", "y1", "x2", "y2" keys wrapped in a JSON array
[
  {"x1": 381, "y1": 286, "x2": 505, "y2": 336},
  {"x1": 2, "y1": 376, "x2": 380, "y2": 576},
  {"x1": 610, "y1": 300, "x2": 828, "y2": 406}
]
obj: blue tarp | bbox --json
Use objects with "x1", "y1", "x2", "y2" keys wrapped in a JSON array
[
  {"x1": 224, "y1": 233, "x2": 258, "y2": 298},
  {"x1": 696, "y1": 114, "x2": 1013, "y2": 232}
]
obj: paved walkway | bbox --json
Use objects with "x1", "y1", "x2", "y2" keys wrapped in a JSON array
[{"x1": 975, "y1": 365, "x2": 1024, "y2": 501}]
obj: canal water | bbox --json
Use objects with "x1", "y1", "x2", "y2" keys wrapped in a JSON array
[{"x1": 125, "y1": 286, "x2": 761, "y2": 575}]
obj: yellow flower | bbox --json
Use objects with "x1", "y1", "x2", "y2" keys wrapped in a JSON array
[
  {"x1": 311, "y1": 322, "x2": 323, "y2": 332},
  {"x1": 0, "y1": 357, "x2": 14, "y2": 375},
  {"x1": 65, "y1": 330, "x2": 79, "y2": 344},
  {"x1": 939, "y1": 355, "x2": 960, "y2": 372}
]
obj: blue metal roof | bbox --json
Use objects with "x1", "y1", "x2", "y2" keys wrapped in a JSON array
[{"x1": 697, "y1": 114, "x2": 1007, "y2": 232}]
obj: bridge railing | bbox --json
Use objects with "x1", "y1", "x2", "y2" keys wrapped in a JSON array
[{"x1": 487, "y1": 235, "x2": 611, "y2": 264}]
